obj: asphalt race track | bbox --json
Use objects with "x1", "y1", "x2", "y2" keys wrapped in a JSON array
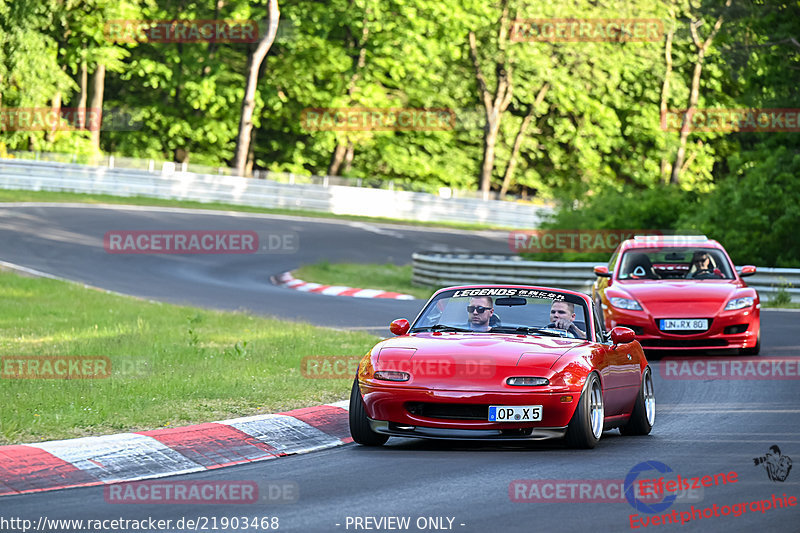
[
  {"x1": 1, "y1": 204, "x2": 799, "y2": 533},
  {"x1": 0, "y1": 203, "x2": 509, "y2": 334}
]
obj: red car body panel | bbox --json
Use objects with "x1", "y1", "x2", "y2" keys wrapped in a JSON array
[
  {"x1": 593, "y1": 237, "x2": 761, "y2": 351},
  {"x1": 356, "y1": 285, "x2": 648, "y2": 441}
]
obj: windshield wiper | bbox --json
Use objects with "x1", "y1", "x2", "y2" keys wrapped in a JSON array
[
  {"x1": 427, "y1": 325, "x2": 473, "y2": 333},
  {"x1": 490, "y1": 326, "x2": 566, "y2": 337}
]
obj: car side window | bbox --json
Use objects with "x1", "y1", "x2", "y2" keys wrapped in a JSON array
[{"x1": 607, "y1": 249, "x2": 619, "y2": 271}]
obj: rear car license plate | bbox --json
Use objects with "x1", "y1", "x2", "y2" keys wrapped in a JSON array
[
  {"x1": 488, "y1": 405, "x2": 542, "y2": 422},
  {"x1": 660, "y1": 318, "x2": 708, "y2": 331}
]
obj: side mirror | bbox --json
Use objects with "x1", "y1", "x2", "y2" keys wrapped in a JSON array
[
  {"x1": 594, "y1": 265, "x2": 613, "y2": 278},
  {"x1": 739, "y1": 265, "x2": 757, "y2": 277},
  {"x1": 389, "y1": 319, "x2": 410, "y2": 336},
  {"x1": 610, "y1": 326, "x2": 635, "y2": 345}
]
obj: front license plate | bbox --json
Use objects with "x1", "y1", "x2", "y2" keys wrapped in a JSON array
[
  {"x1": 660, "y1": 318, "x2": 708, "y2": 331},
  {"x1": 488, "y1": 405, "x2": 542, "y2": 422}
]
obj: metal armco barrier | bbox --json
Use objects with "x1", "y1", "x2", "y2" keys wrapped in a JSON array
[
  {"x1": 412, "y1": 252, "x2": 800, "y2": 303},
  {"x1": 0, "y1": 158, "x2": 552, "y2": 228}
]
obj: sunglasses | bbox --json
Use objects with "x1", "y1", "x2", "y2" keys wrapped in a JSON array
[{"x1": 467, "y1": 306, "x2": 492, "y2": 314}]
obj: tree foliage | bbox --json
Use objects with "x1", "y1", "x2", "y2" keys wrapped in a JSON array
[{"x1": 1, "y1": 0, "x2": 798, "y2": 264}]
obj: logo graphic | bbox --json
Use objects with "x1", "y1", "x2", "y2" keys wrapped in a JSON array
[
  {"x1": 754, "y1": 446, "x2": 792, "y2": 482},
  {"x1": 624, "y1": 461, "x2": 677, "y2": 514}
]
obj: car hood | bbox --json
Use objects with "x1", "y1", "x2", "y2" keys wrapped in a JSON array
[
  {"x1": 374, "y1": 333, "x2": 586, "y2": 391},
  {"x1": 616, "y1": 280, "x2": 739, "y2": 316}
]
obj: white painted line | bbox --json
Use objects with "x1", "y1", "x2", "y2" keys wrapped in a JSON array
[{"x1": 0, "y1": 260, "x2": 65, "y2": 281}]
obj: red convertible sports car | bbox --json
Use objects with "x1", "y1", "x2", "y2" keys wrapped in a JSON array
[
  {"x1": 592, "y1": 235, "x2": 760, "y2": 354},
  {"x1": 349, "y1": 285, "x2": 654, "y2": 449}
]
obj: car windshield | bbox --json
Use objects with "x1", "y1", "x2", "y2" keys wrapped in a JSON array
[
  {"x1": 410, "y1": 287, "x2": 589, "y2": 339},
  {"x1": 618, "y1": 247, "x2": 735, "y2": 280}
]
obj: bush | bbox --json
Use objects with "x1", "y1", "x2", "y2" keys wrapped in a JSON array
[{"x1": 521, "y1": 185, "x2": 696, "y2": 262}]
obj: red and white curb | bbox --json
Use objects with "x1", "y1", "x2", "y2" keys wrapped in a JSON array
[
  {"x1": 274, "y1": 271, "x2": 416, "y2": 300},
  {"x1": 0, "y1": 401, "x2": 350, "y2": 497}
]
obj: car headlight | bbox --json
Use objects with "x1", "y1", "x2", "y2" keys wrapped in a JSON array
[
  {"x1": 507, "y1": 377, "x2": 549, "y2": 386},
  {"x1": 609, "y1": 297, "x2": 643, "y2": 310},
  {"x1": 374, "y1": 370, "x2": 410, "y2": 381},
  {"x1": 725, "y1": 296, "x2": 754, "y2": 310}
]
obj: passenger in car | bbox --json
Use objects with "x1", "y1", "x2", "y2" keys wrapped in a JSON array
[{"x1": 547, "y1": 301, "x2": 586, "y2": 339}]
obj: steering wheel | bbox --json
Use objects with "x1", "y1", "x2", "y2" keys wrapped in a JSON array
[{"x1": 692, "y1": 268, "x2": 721, "y2": 279}]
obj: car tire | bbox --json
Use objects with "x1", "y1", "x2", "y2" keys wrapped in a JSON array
[
  {"x1": 349, "y1": 379, "x2": 389, "y2": 446},
  {"x1": 620, "y1": 366, "x2": 655, "y2": 436},
  {"x1": 740, "y1": 331, "x2": 761, "y2": 355},
  {"x1": 565, "y1": 372, "x2": 603, "y2": 449}
]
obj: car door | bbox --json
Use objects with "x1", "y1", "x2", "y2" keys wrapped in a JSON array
[{"x1": 591, "y1": 302, "x2": 641, "y2": 416}]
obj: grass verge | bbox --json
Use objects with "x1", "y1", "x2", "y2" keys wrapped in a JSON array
[
  {"x1": 293, "y1": 262, "x2": 434, "y2": 301},
  {"x1": 0, "y1": 188, "x2": 504, "y2": 231},
  {"x1": 0, "y1": 270, "x2": 378, "y2": 445},
  {"x1": 762, "y1": 301, "x2": 800, "y2": 309}
]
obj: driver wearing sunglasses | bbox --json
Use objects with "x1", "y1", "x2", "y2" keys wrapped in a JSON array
[{"x1": 466, "y1": 296, "x2": 494, "y2": 332}]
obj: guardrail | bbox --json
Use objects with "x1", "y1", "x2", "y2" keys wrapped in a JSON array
[
  {"x1": 0, "y1": 158, "x2": 552, "y2": 228},
  {"x1": 412, "y1": 252, "x2": 800, "y2": 303}
]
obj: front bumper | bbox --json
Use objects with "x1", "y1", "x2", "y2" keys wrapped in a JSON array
[
  {"x1": 369, "y1": 419, "x2": 567, "y2": 441},
  {"x1": 360, "y1": 383, "x2": 581, "y2": 433},
  {"x1": 608, "y1": 307, "x2": 759, "y2": 351}
]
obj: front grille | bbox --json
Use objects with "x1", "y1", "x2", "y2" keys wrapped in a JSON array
[
  {"x1": 640, "y1": 339, "x2": 728, "y2": 348},
  {"x1": 406, "y1": 402, "x2": 488, "y2": 420}
]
